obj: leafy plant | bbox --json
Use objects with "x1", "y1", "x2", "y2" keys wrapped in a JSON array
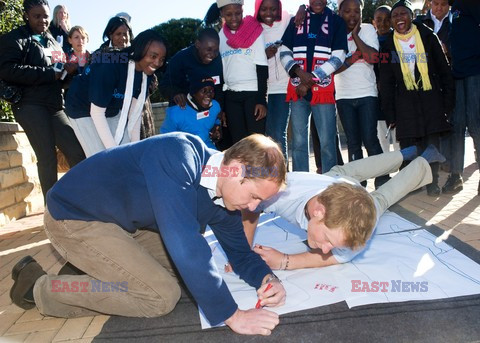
[{"x1": 0, "y1": 0, "x2": 23, "y2": 122}]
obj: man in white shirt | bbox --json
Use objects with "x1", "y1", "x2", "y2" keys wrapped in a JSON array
[
  {"x1": 416, "y1": 0, "x2": 451, "y2": 57},
  {"x1": 241, "y1": 145, "x2": 446, "y2": 270}
]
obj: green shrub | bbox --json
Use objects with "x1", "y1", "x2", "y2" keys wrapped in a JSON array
[{"x1": 0, "y1": 0, "x2": 23, "y2": 122}]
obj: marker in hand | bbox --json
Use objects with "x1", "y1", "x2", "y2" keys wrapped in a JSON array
[
  {"x1": 385, "y1": 125, "x2": 392, "y2": 139},
  {"x1": 255, "y1": 283, "x2": 273, "y2": 309}
]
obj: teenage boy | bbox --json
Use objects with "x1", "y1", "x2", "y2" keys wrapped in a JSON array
[
  {"x1": 161, "y1": 77, "x2": 222, "y2": 149},
  {"x1": 242, "y1": 145, "x2": 445, "y2": 269}
]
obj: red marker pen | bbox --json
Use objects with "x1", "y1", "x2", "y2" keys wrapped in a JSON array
[{"x1": 255, "y1": 283, "x2": 273, "y2": 309}]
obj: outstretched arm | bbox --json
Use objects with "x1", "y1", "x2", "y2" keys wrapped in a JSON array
[
  {"x1": 242, "y1": 210, "x2": 260, "y2": 247},
  {"x1": 253, "y1": 245, "x2": 339, "y2": 270}
]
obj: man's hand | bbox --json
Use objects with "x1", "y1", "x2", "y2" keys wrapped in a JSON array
[
  {"x1": 295, "y1": 68, "x2": 315, "y2": 88},
  {"x1": 253, "y1": 245, "x2": 284, "y2": 270},
  {"x1": 173, "y1": 93, "x2": 187, "y2": 109},
  {"x1": 224, "y1": 308, "x2": 279, "y2": 335},
  {"x1": 254, "y1": 104, "x2": 267, "y2": 121},
  {"x1": 294, "y1": 5, "x2": 307, "y2": 28},
  {"x1": 295, "y1": 83, "x2": 309, "y2": 98},
  {"x1": 257, "y1": 275, "x2": 286, "y2": 308}
]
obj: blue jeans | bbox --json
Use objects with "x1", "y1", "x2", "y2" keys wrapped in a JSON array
[
  {"x1": 290, "y1": 98, "x2": 337, "y2": 172},
  {"x1": 266, "y1": 93, "x2": 290, "y2": 162},
  {"x1": 337, "y1": 96, "x2": 384, "y2": 162},
  {"x1": 449, "y1": 74, "x2": 480, "y2": 174}
]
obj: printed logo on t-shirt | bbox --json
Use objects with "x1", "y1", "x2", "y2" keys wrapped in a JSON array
[
  {"x1": 112, "y1": 89, "x2": 124, "y2": 99},
  {"x1": 212, "y1": 75, "x2": 220, "y2": 85},
  {"x1": 197, "y1": 111, "x2": 209, "y2": 120}
]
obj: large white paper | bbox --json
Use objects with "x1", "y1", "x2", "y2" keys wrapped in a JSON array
[{"x1": 199, "y1": 211, "x2": 480, "y2": 329}]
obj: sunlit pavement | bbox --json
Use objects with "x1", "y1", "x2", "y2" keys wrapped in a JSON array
[{"x1": 0, "y1": 137, "x2": 478, "y2": 342}]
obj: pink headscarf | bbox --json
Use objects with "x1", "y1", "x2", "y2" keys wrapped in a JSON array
[{"x1": 254, "y1": 0, "x2": 283, "y2": 26}]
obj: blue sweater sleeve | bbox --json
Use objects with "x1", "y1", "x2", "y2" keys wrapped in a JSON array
[
  {"x1": 210, "y1": 216, "x2": 272, "y2": 289},
  {"x1": 139, "y1": 140, "x2": 237, "y2": 326}
]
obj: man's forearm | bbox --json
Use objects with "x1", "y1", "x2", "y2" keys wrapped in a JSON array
[
  {"x1": 287, "y1": 250, "x2": 339, "y2": 269},
  {"x1": 242, "y1": 210, "x2": 260, "y2": 247}
]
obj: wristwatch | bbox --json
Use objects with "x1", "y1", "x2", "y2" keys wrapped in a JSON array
[{"x1": 264, "y1": 273, "x2": 281, "y2": 284}]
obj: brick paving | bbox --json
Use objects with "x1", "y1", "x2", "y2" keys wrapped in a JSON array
[{"x1": 0, "y1": 137, "x2": 478, "y2": 342}]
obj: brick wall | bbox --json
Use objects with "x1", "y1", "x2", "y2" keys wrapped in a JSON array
[
  {"x1": 151, "y1": 102, "x2": 168, "y2": 133},
  {"x1": 0, "y1": 122, "x2": 43, "y2": 227}
]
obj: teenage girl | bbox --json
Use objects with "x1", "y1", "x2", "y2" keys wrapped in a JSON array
[
  {"x1": 66, "y1": 30, "x2": 167, "y2": 157},
  {"x1": 207, "y1": 0, "x2": 268, "y2": 144},
  {"x1": 254, "y1": 0, "x2": 306, "y2": 163}
]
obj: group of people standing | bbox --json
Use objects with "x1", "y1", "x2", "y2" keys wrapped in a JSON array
[{"x1": 1, "y1": 0, "x2": 479, "y2": 337}]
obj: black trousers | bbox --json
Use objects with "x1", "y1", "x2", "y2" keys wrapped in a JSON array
[
  {"x1": 399, "y1": 133, "x2": 441, "y2": 186},
  {"x1": 13, "y1": 103, "x2": 85, "y2": 200},
  {"x1": 224, "y1": 90, "x2": 266, "y2": 144}
]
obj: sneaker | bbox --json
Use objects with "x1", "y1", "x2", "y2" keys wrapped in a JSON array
[
  {"x1": 10, "y1": 256, "x2": 46, "y2": 310},
  {"x1": 427, "y1": 183, "x2": 441, "y2": 197},
  {"x1": 442, "y1": 174, "x2": 463, "y2": 194}
]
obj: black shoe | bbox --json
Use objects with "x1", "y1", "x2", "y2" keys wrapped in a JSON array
[
  {"x1": 442, "y1": 174, "x2": 463, "y2": 194},
  {"x1": 374, "y1": 175, "x2": 391, "y2": 189},
  {"x1": 427, "y1": 183, "x2": 441, "y2": 196},
  {"x1": 58, "y1": 262, "x2": 86, "y2": 275},
  {"x1": 10, "y1": 256, "x2": 46, "y2": 310}
]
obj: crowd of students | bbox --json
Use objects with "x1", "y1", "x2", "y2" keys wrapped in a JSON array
[
  {"x1": 1, "y1": 0, "x2": 479, "y2": 336},
  {"x1": 0, "y1": 0, "x2": 478, "y2": 200}
]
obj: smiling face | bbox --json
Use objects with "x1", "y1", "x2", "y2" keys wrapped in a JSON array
[
  {"x1": 309, "y1": 0, "x2": 327, "y2": 14},
  {"x1": 217, "y1": 160, "x2": 280, "y2": 212},
  {"x1": 135, "y1": 41, "x2": 167, "y2": 76},
  {"x1": 110, "y1": 24, "x2": 130, "y2": 49},
  {"x1": 305, "y1": 197, "x2": 346, "y2": 254},
  {"x1": 221, "y1": 4, "x2": 243, "y2": 31},
  {"x1": 193, "y1": 85, "x2": 214, "y2": 109},
  {"x1": 373, "y1": 9, "x2": 391, "y2": 36},
  {"x1": 391, "y1": 6, "x2": 413, "y2": 34},
  {"x1": 68, "y1": 30, "x2": 87, "y2": 54},
  {"x1": 431, "y1": 0, "x2": 449, "y2": 20},
  {"x1": 195, "y1": 38, "x2": 219, "y2": 64},
  {"x1": 258, "y1": 0, "x2": 280, "y2": 26},
  {"x1": 25, "y1": 4, "x2": 49, "y2": 35},
  {"x1": 339, "y1": 0, "x2": 362, "y2": 32}
]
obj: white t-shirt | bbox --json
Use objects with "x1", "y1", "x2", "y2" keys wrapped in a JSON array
[
  {"x1": 219, "y1": 28, "x2": 268, "y2": 92},
  {"x1": 261, "y1": 11, "x2": 291, "y2": 94},
  {"x1": 398, "y1": 34, "x2": 417, "y2": 80},
  {"x1": 335, "y1": 23, "x2": 379, "y2": 100},
  {"x1": 258, "y1": 172, "x2": 362, "y2": 263}
]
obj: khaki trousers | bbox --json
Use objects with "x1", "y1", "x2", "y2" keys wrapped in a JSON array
[
  {"x1": 325, "y1": 151, "x2": 433, "y2": 219},
  {"x1": 34, "y1": 210, "x2": 181, "y2": 318}
]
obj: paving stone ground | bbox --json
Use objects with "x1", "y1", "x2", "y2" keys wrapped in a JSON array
[{"x1": 0, "y1": 137, "x2": 478, "y2": 342}]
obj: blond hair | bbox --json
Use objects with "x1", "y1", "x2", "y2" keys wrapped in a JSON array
[
  {"x1": 317, "y1": 183, "x2": 376, "y2": 249},
  {"x1": 68, "y1": 25, "x2": 89, "y2": 42},
  {"x1": 223, "y1": 134, "x2": 286, "y2": 186},
  {"x1": 52, "y1": 5, "x2": 71, "y2": 31}
]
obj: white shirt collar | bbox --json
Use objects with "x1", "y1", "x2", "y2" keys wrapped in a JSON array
[
  {"x1": 430, "y1": 10, "x2": 448, "y2": 34},
  {"x1": 200, "y1": 152, "x2": 225, "y2": 207}
]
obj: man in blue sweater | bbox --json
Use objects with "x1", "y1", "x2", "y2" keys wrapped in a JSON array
[{"x1": 10, "y1": 133, "x2": 287, "y2": 335}]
